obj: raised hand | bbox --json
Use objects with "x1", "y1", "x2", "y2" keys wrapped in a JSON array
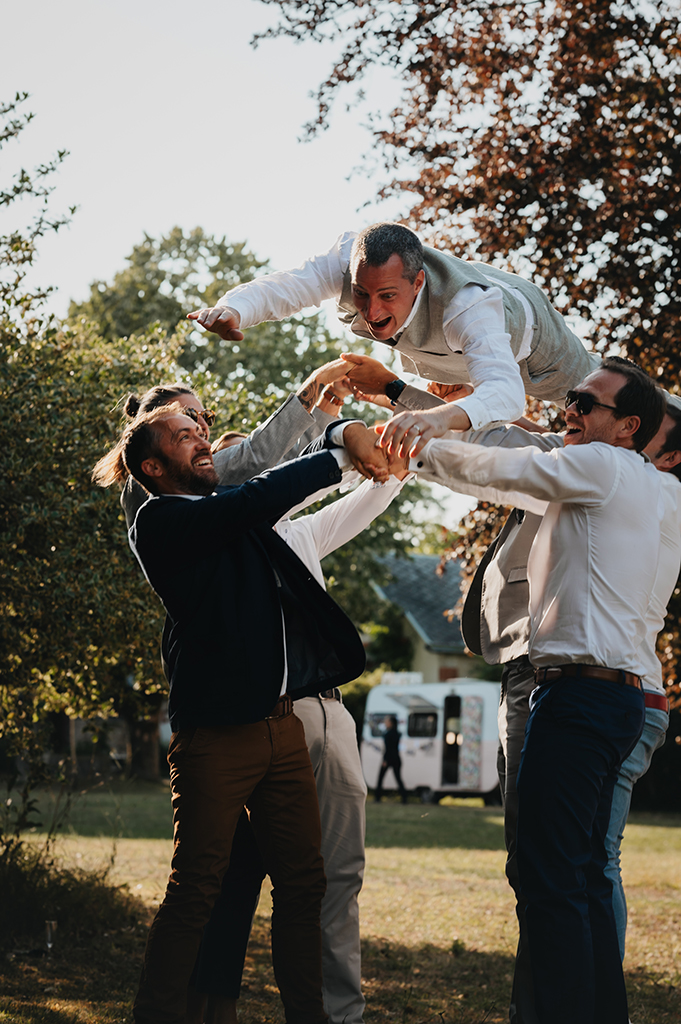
[
  {"x1": 426, "y1": 381, "x2": 474, "y2": 401},
  {"x1": 341, "y1": 352, "x2": 399, "y2": 394},
  {"x1": 297, "y1": 359, "x2": 357, "y2": 412},
  {"x1": 187, "y1": 305, "x2": 244, "y2": 341},
  {"x1": 378, "y1": 404, "x2": 471, "y2": 457}
]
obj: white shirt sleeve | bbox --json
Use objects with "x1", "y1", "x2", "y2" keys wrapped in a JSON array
[
  {"x1": 293, "y1": 476, "x2": 409, "y2": 562},
  {"x1": 216, "y1": 232, "x2": 356, "y2": 327},
  {"x1": 415, "y1": 438, "x2": 622, "y2": 507},
  {"x1": 441, "y1": 284, "x2": 527, "y2": 429}
]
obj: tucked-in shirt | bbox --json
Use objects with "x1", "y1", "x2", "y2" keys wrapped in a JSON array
[
  {"x1": 217, "y1": 231, "x2": 535, "y2": 429},
  {"x1": 413, "y1": 437, "x2": 664, "y2": 672}
]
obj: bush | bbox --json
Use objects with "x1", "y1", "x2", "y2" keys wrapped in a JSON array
[{"x1": 0, "y1": 835, "x2": 145, "y2": 946}]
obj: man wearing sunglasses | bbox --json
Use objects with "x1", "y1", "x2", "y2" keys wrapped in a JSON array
[
  {"x1": 431, "y1": 386, "x2": 680, "y2": 1024},
  {"x1": 188, "y1": 222, "x2": 600, "y2": 434},
  {"x1": 379, "y1": 358, "x2": 667, "y2": 1024}
]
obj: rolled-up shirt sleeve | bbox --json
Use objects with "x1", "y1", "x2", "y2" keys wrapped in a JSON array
[
  {"x1": 217, "y1": 232, "x2": 356, "y2": 327},
  {"x1": 442, "y1": 284, "x2": 527, "y2": 428}
]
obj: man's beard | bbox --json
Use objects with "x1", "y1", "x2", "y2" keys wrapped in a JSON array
[{"x1": 167, "y1": 461, "x2": 219, "y2": 495}]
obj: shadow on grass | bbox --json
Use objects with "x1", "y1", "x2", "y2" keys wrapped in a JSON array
[
  {"x1": 31, "y1": 784, "x2": 508, "y2": 849},
  {"x1": 365, "y1": 801, "x2": 506, "y2": 851},
  {"x1": 1, "y1": 914, "x2": 679, "y2": 1024}
]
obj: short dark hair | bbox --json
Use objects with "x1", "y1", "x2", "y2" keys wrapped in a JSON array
[
  {"x1": 658, "y1": 400, "x2": 681, "y2": 481},
  {"x1": 600, "y1": 357, "x2": 666, "y2": 452},
  {"x1": 92, "y1": 404, "x2": 180, "y2": 493},
  {"x1": 350, "y1": 223, "x2": 423, "y2": 283}
]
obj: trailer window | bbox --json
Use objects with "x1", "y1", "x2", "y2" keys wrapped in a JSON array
[{"x1": 407, "y1": 712, "x2": 438, "y2": 737}]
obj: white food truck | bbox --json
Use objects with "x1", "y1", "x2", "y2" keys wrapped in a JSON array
[{"x1": 361, "y1": 672, "x2": 501, "y2": 803}]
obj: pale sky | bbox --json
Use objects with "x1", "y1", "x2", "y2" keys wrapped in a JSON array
[{"x1": 2, "y1": 0, "x2": 476, "y2": 526}]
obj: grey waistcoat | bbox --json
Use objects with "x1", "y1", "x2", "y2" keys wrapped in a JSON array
[
  {"x1": 337, "y1": 246, "x2": 598, "y2": 399},
  {"x1": 461, "y1": 510, "x2": 544, "y2": 665}
]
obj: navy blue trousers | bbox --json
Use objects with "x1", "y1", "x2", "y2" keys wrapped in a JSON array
[{"x1": 516, "y1": 675, "x2": 644, "y2": 1024}]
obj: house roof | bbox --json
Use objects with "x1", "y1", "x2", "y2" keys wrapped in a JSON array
[{"x1": 373, "y1": 554, "x2": 465, "y2": 654}]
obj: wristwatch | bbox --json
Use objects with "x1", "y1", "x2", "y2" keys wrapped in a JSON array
[{"x1": 385, "y1": 378, "x2": 407, "y2": 405}]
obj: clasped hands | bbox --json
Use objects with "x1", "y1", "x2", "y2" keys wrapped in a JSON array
[
  {"x1": 343, "y1": 407, "x2": 456, "y2": 482},
  {"x1": 341, "y1": 423, "x2": 410, "y2": 482}
]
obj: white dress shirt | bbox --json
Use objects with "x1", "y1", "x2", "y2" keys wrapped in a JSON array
[
  {"x1": 413, "y1": 437, "x2": 664, "y2": 672},
  {"x1": 218, "y1": 231, "x2": 536, "y2": 430},
  {"x1": 635, "y1": 472, "x2": 681, "y2": 693},
  {"x1": 422, "y1": 422, "x2": 681, "y2": 693},
  {"x1": 275, "y1": 474, "x2": 407, "y2": 590}
]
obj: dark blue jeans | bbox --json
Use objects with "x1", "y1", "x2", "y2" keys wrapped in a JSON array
[{"x1": 516, "y1": 675, "x2": 644, "y2": 1024}]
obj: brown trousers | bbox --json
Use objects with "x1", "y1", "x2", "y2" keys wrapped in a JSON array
[{"x1": 133, "y1": 710, "x2": 328, "y2": 1024}]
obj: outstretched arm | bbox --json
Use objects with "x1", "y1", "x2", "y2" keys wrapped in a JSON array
[{"x1": 187, "y1": 232, "x2": 355, "y2": 340}]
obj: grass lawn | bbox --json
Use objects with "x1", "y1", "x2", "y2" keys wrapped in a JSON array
[{"x1": 1, "y1": 781, "x2": 679, "y2": 1023}]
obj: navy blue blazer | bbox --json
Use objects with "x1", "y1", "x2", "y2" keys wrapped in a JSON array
[{"x1": 131, "y1": 451, "x2": 366, "y2": 730}]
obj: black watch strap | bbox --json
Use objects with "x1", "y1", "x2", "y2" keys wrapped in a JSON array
[{"x1": 385, "y1": 378, "x2": 407, "y2": 405}]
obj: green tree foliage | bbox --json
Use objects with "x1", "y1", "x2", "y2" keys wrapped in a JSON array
[
  {"x1": 260, "y1": 0, "x2": 681, "y2": 703},
  {"x1": 0, "y1": 99, "x2": 274, "y2": 769},
  {"x1": 68, "y1": 226, "x2": 353, "y2": 396},
  {"x1": 261, "y1": 0, "x2": 681, "y2": 372}
]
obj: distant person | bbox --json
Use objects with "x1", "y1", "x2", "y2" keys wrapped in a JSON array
[
  {"x1": 189, "y1": 222, "x2": 599, "y2": 431},
  {"x1": 375, "y1": 715, "x2": 408, "y2": 804}
]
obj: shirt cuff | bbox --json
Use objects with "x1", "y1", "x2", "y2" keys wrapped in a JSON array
[
  {"x1": 454, "y1": 392, "x2": 523, "y2": 431},
  {"x1": 409, "y1": 439, "x2": 436, "y2": 472},
  {"x1": 328, "y1": 419, "x2": 365, "y2": 447},
  {"x1": 329, "y1": 448, "x2": 353, "y2": 471}
]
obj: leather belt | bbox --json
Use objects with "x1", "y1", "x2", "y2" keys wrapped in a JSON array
[
  {"x1": 319, "y1": 688, "x2": 342, "y2": 702},
  {"x1": 265, "y1": 695, "x2": 293, "y2": 719},
  {"x1": 644, "y1": 692, "x2": 670, "y2": 713},
  {"x1": 534, "y1": 664, "x2": 642, "y2": 691}
]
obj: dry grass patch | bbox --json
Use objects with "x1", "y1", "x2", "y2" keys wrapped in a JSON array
[{"x1": 1, "y1": 791, "x2": 679, "y2": 1023}]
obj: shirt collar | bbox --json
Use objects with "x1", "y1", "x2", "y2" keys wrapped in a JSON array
[{"x1": 393, "y1": 282, "x2": 425, "y2": 340}]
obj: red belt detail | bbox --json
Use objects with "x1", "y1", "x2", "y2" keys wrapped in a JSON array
[{"x1": 644, "y1": 692, "x2": 669, "y2": 713}]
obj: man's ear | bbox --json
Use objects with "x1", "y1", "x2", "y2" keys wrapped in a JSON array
[
  {"x1": 413, "y1": 268, "x2": 426, "y2": 296},
  {"x1": 617, "y1": 414, "x2": 641, "y2": 444},
  {"x1": 658, "y1": 448, "x2": 681, "y2": 471},
  {"x1": 140, "y1": 457, "x2": 164, "y2": 480}
]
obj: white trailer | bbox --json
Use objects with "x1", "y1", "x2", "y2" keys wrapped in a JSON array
[{"x1": 361, "y1": 674, "x2": 501, "y2": 803}]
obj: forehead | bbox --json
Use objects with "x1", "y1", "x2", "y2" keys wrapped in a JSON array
[
  {"x1": 352, "y1": 253, "x2": 407, "y2": 289},
  {"x1": 158, "y1": 412, "x2": 199, "y2": 442},
  {"x1": 172, "y1": 392, "x2": 202, "y2": 411},
  {"x1": 578, "y1": 368, "x2": 623, "y2": 403}
]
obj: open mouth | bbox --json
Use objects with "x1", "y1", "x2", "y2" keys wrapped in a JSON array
[
  {"x1": 193, "y1": 455, "x2": 213, "y2": 468},
  {"x1": 369, "y1": 316, "x2": 392, "y2": 332}
]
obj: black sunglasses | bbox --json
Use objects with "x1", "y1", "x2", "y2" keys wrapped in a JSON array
[
  {"x1": 565, "y1": 390, "x2": 618, "y2": 416},
  {"x1": 180, "y1": 406, "x2": 216, "y2": 427}
]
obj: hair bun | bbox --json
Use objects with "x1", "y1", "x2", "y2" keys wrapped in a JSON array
[{"x1": 124, "y1": 393, "x2": 141, "y2": 418}]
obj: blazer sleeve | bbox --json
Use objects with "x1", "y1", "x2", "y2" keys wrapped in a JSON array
[
  {"x1": 132, "y1": 450, "x2": 344, "y2": 563},
  {"x1": 212, "y1": 393, "x2": 323, "y2": 486}
]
